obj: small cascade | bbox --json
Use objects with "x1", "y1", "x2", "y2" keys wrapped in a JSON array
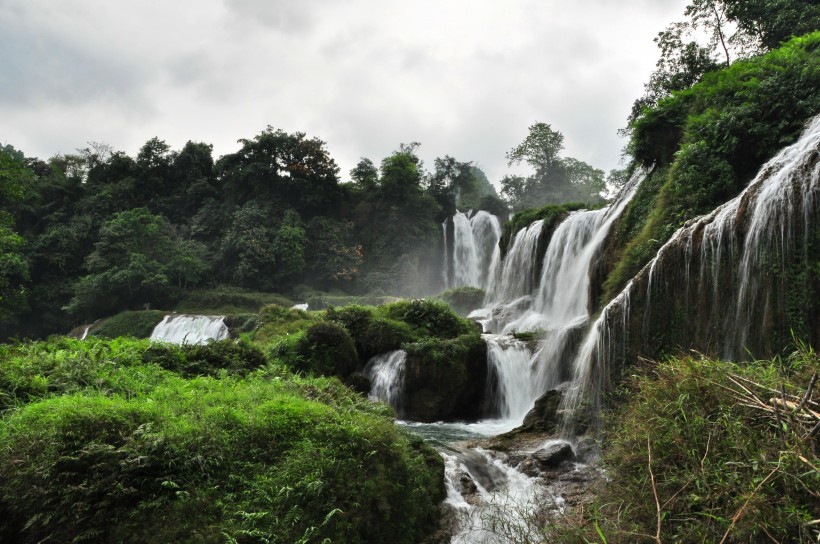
[
  {"x1": 363, "y1": 350, "x2": 407, "y2": 413},
  {"x1": 447, "y1": 211, "x2": 501, "y2": 290},
  {"x1": 484, "y1": 219, "x2": 544, "y2": 306},
  {"x1": 80, "y1": 326, "x2": 91, "y2": 340},
  {"x1": 442, "y1": 446, "x2": 562, "y2": 544},
  {"x1": 484, "y1": 335, "x2": 535, "y2": 423},
  {"x1": 149, "y1": 315, "x2": 230, "y2": 345},
  {"x1": 561, "y1": 114, "x2": 820, "y2": 433}
]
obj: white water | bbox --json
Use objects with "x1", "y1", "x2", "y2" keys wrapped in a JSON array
[
  {"x1": 443, "y1": 447, "x2": 564, "y2": 544},
  {"x1": 469, "y1": 171, "x2": 644, "y2": 424},
  {"x1": 562, "y1": 115, "x2": 820, "y2": 431},
  {"x1": 149, "y1": 314, "x2": 230, "y2": 344},
  {"x1": 448, "y1": 211, "x2": 502, "y2": 290},
  {"x1": 484, "y1": 335, "x2": 536, "y2": 424},
  {"x1": 363, "y1": 350, "x2": 407, "y2": 413}
]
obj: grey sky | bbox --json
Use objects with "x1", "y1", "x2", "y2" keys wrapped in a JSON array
[{"x1": 1, "y1": 0, "x2": 688, "y2": 186}]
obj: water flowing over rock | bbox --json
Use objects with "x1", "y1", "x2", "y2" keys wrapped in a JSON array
[
  {"x1": 561, "y1": 115, "x2": 820, "y2": 433},
  {"x1": 363, "y1": 350, "x2": 407, "y2": 413},
  {"x1": 444, "y1": 211, "x2": 502, "y2": 290},
  {"x1": 468, "y1": 171, "x2": 645, "y2": 426},
  {"x1": 149, "y1": 315, "x2": 230, "y2": 344}
]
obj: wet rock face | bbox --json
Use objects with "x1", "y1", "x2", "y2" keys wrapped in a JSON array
[
  {"x1": 509, "y1": 441, "x2": 576, "y2": 478},
  {"x1": 401, "y1": 336, "x2": 489, "y2": 422}
]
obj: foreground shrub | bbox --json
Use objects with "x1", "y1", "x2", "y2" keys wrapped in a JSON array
[
  {"x1": 0, "y1": 374, "x2": 444, "y2": 544},
  {"x1": 565, "y1": 346, "x2": 820, "y2": 543},
  {"x1": 142, "y1": 339, "x2": 267, "y2": 377}
]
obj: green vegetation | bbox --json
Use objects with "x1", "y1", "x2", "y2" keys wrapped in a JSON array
[
  {"x1": 553, "y1": 345, "x2": 819, "y2": 543},
  {"x1": 88, "y1": 310, "x2": 167, "y2": 339},
  {"x1": 500, "y1": 123, "x2": 606, "y2": 211},
  {"x1": 0, "y1": 337, "x2": 444, "y2": 543},
  {"x1": 500, "y1": 201, "x2": 587, "y2": 255},
  {"x1": 176, "y1": 286, "x2": 294, "y2": 314},
  {"x1": 604, "y1": 32, "x2": 820, "y2": 303},
  {"x1": 435, "y1": 286, "x2": 486, "y2": 316}
]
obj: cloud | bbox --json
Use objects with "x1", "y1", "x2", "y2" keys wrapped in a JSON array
[{"x1": 1, "y1": 0, "x2": 690, "y2": 186}]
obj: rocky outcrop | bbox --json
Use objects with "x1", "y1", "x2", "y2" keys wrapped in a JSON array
[{"x1": 401, "y1": 334, "x2": 490, "y2": 422}]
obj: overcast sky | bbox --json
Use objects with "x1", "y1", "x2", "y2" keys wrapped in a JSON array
[{"x1": 1, "y1": 0, "x2": 688, "y2": 186}]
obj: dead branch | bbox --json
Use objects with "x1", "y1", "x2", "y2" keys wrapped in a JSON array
[{"x1": 647, "y1": 437, "x2": 663, "y2": 544}]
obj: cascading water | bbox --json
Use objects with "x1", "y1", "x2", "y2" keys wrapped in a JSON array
[
  {"x1": 561, "y1": 115, "x2": 820, "y2": 433},
  {"x1": 149, "y1": 314, "x2": 230, "y2": 344},
  {"x1": 446, "y1": 211, "x2": 501, "y2": 290},
  {"x1": 363, "y1": 350, "x2": 407, "y2": 413},
  {"x1": 472, "y1": 170, "x2": 644, "y2": 424}
]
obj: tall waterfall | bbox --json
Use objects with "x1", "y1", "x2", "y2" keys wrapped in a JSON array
[
  {"x1": 475, "y1": 170, "x2": 645, "y2": 423},
  {"x1": 445, "y1": 211, "x2": 501, "y2": 290},
  {"x1": 149, "y1": 315, "x2": 230, "y2": 344},
  {"x1": 561, "y1": 115, "x2": 820, "y2": 432}
]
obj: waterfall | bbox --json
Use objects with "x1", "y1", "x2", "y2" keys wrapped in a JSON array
[
  {"x1": 447, "y1": 211, "x2": 502, "y2": 290},
  {"x1": 465, "y1": 171, "x2": 646, "y2": 425},
  {"x1": 484, "y1": 219, "x2": 544, "y2": 307},
  {"x1": 149, "y1": 315, "x2": 230, "y2": 344},
  {"x1": 561, "y1": 115, "x2": 820, "y2": 432},
  {"x1": 363, "y1": 350, "x2": 407, "y2": 413},
  {"x1": 484, "y1": 335, "x2": 535, "y2": 423}
]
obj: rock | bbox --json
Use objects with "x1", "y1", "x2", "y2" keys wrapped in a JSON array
[
  {"x1": 499, "y1": 389, "x2": 563, "y2": 438},
  {"x1": 532, "y1": 441, "x2": 575, "y2": 468}
]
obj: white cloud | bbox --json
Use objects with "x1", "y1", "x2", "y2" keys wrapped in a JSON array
[{"x1": 0, "y1": 0, "x2": 688, "y2": 185}]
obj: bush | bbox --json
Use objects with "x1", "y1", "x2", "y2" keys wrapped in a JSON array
[
  {"x1": 564, "y1": 347, "x2": 820, "y2": 543},
  {"x1": 359, "y1": 318, "x2": 415, "y2": 360},
  {"x1": 291, "y1": 321, "x2": 358, "y2": 377},
  {"x1": 142, "y1": 339, "x2": 267, "y2": 377},
  {"x1": 379, "y1": 299, "x2": 473, "y2": 339},
  {"x1": 254, "y1": 304, "x2": 317, "y2": 344},
  {"x1": 0, "y1": 374, "x2": 445, "y2": 544}
]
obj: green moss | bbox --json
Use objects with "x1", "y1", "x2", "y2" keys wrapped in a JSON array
[
  {"x1": 379, "y1": 298, "x2": 474, "y2": 339},
  {"x1": 90, "y1": 310, "x2": 167, "y2": 339},
  {"x1": 499, "y1": 202, "x2": 586, "y2": 257}
]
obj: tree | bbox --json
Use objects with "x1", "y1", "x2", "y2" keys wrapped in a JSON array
[
  {"x1": 501, "y1": 123, "x2": 605, "y2": 210},
  {"x1": 506, "y1": 122, "x2": 564, "y2": 176},
  {"x1": 217, "y1": 127, "x2": 341, "y2": 216},
  {"x1": 349, "y1": 158, "x2": 379, "y2": 191},
  {"x1": 67, "y1": 208, "x2": 205, "y2": 318},
  {"x1": 0, "y1": 148, "x2": 32, "y2": 322}
]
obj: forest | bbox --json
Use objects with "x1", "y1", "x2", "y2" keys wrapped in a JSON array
[{"x1": 1, "y1": 0, "x2": 819, "y2": 542}]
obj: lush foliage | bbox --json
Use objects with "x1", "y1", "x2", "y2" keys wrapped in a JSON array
[
  {"x1": 557, "y1": 346, "x2": 819, "y2": 543},
  {"x1": 0, "y1": 337, "x2": 445, "y2": 543},
  {"x1": 500, "y1": 123, "x2": 606, "y2": 211},
  {"x1": 435, "y1": 286, "x2": 486, "y2": 316},
  {"x1": 604, "y1": 32, "x2": 820, "y2": 302}
]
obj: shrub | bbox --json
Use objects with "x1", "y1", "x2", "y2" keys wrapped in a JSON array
[
  {"x1": 254, "y1": 304, "x2": 317, "y2": 344},
  {"x1": 142, "y1": 339, "x2": 267, "y2": 377},
  {"x1": 0, "y1": 374, "x2": 445, "y2": 544},
  {"x1": 563, "y1": 348, "x2": 820, "y2": 543},
  {"x1": 289, "y1": 321, "x2": 359, "y2": 377},
  {"x1": 380, "y1": 299, "x2": 472, "y2": 339}
]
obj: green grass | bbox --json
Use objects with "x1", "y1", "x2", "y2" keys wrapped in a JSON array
[
  {"x1": 89, "y1": 310, "x2": 167, "y2": 339},
  {"x1": 548, "y1": 343, "x2": 820, "y2": 543},
  {"x1": 175, "y1": 286, "x2": 294, "y2": 314}
]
